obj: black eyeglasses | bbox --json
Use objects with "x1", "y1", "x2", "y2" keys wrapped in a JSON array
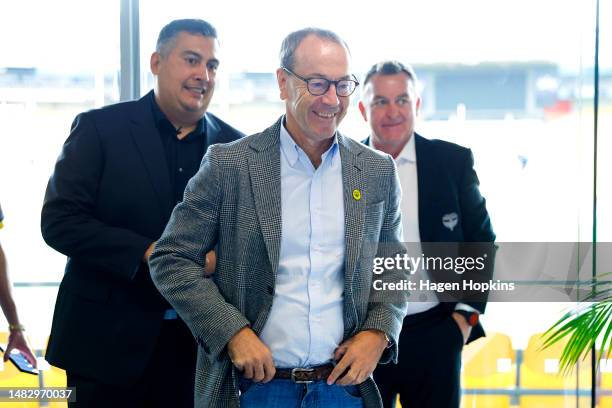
[{"x1": 281, "y1": 66, "x2": 359, "y2": 97}]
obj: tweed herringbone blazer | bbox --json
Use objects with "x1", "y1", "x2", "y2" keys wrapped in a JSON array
[{"x1": 150, "y1": 117, "x2": 407, "y2": 408}]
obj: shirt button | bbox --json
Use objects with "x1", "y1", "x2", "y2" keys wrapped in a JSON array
[{"x1": 178, "y1": 168, "x2": 183, "y2": 172}]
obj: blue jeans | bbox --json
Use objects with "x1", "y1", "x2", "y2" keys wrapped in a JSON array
[{"x1": 239, "y1": 378, "x2": 364, "y2": 408}]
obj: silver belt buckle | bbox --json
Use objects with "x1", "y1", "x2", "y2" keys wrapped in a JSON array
[{"x1": 291, "y1": 367, "x2": 315, "y2": 384}]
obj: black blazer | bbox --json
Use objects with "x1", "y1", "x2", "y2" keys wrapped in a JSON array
[
  {"x1": 365, "y1": 133, "x2": 495, "y2": 343},
  {"x1": 41, "y1": 91, "x2": 244, "y2": 386}
]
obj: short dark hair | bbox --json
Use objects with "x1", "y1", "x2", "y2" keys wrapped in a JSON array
[
  {"x1": 156, "y1": 19, "x2": 217, "y2": 57},
  {"x1": 363, "y1": 60, "x2": 418, "y2": 87},
  {"x1": 279, "y1": 27, "x2": 350, "y2": 70}
]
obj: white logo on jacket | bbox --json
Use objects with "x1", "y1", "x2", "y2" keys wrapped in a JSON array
[{"x1": 442, "y1": 212, "x2": 458, "y2": 231}]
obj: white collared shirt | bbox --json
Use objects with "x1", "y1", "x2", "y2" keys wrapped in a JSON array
[
  {"x1": 370, "y1": 135, "x2": 439, "y2": 315},
  {"x1": 259, "y1": 121, "x2": 345, "y2": 368}
]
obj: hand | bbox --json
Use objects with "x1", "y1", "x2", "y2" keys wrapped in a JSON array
[
  {"x1": 327, "y1": 330, "x2": 388, "y2": 386},
  {"x1": 143, "y1": 242, "x2": 156, "y2": 262},
  {"x1": 451, "y1": 312, "x2": 472, "y2": 344},
  {"x1": 5, "y1": 330, "x2": 37, "y2": 368},
  {"x1": 204, "y1": 251, "x2": 216, "y2": 276},
  {"x1": 227, "y1": 327, "x2": 275, "y2": 383}
]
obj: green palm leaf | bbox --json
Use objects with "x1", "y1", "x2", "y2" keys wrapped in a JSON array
[{"x1": 543, "y1": 273, "x2": 612, "y2": 374}]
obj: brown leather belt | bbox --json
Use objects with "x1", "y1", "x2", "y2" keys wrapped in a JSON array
[{"x1": 274, "y1": 363, "x2": 335, "y2": 383}]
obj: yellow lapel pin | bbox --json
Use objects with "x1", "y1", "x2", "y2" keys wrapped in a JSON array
[{"x1": 352, "y1": 189, "x2": 361, "y2": 201}]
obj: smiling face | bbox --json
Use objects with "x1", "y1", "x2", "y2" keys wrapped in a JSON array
[
  {"x1": 151, "y1": 31, "x2": 219, "y2": 126},
  {"x1": 359, "y1": 72, "x2": 421, "y2": 155},
  {"x1": 277, "y1": 34, "x2": 351, "y2": 149}
]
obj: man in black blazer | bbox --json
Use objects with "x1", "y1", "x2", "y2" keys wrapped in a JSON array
[
  {"x1": 359, "y1": 61, "x2": 495, "y2": 408},
  {"x1": 41, "y1": 19, "x2": 243, "y2": 408}
]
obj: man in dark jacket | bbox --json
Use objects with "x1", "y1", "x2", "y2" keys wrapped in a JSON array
[
  {"x1": 41, "y1": 19, "x2": 243, "y2": 408},
  {"x1": 359, "y1": 60, "x2": 495, "y2": 408}
]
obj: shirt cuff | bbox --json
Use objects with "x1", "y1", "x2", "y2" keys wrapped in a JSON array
[{"x1": 455, "y1": 303, "x2": 479, "y2": 313}]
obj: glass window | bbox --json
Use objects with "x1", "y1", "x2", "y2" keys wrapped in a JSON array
[
  {"x1": 597, "y1": 0, "x2": 612, "y2": 404},
  {"x1": 0, "y1": 0, "x2": 120, "y2": 346}
]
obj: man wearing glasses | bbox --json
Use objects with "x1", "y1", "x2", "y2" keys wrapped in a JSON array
[{"x1": 149, "y1": 28, "x2": 407, "y2": 408}]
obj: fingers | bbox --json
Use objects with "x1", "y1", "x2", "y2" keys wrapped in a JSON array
[
  {"x1": 4, "y1": 345, "x2": 37, "y2": 368},
  {"x1": 327, "y1": 354, "x2": 351, "y2": 385},
  {"x1": 143, "y1": 241, "x2": 156, "y2": 262},
  {"x1": 336, "y1": 367, "x2": 363, "y2": 386},
  {"x1": 333, "y1": 343, "x2": 348, "y2": 362},
  {"x1": 252, "y1": 360, "x2": 265, "y2": 382},
  {"x1": 243, "y1": 364, "x2": 254, "y2": 380},
  {"x1": 246, "y1": 350, "x2": 275, "y2": 382},
  {"x1": 238, "y1": 353, "x2": 274, "y2": 382},
  {"x1": 22, "y1": 351, "x2": 37, "y2": 368},
  {"x1": 451, "y1": 312, "x2": 471, "y2": 344},
  {"x1": 329, "y1": 331, "x2": 387, "y2": 386},
  {"x1": 262, "y1": 358, "x2": 276, "y2": 383},
  {"x1": 7, "y1": 334, "x2": 37, "y2": 367},
  {"x1": 204, "y1": 251, "x2": 216, "y2": 275},
  {"x1": 232, "y1": 360, "x2": 244, "y2": 371},
  {"x1": 227, "y1": 327, "x2": 275, "y2": 382}
]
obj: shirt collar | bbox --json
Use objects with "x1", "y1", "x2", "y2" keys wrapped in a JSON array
[
  {"x1": 280, "y1": 116, "x2": 339, "y2": 168},
  {"x1": 150, "y1": 91, "x2": 175, "y2": 131},
  {"x1": 150, "y1": 92, "x2": 206, "y2": 141},
  {"x1": 368, "y1": 134, "x2": 416, "y2": 164},
  {"x1": 396, "y1": 134, "x2": 417, "y2": 164}
]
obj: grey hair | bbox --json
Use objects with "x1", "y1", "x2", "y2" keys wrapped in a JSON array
[
  {"x1": 363, "y1": 60, "x2": 418, "y2": 87},
  {"x1": 279, "y1": 27, "x2": 350, "y2": 70},
  {"x1": 156, "y1": 19, "x2": 217, "y2": 58}
]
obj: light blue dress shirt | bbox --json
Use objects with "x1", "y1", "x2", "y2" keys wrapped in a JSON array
[{"x1": 259, "y1": 121, "x2": 346, "y2": 368}]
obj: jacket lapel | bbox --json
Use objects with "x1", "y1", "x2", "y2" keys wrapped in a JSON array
[
  {"x1": 415, "y1": 133, "x2": 438, "y2": 243},
  {"x1": 339, "y1": 135, "x2": 366, "y2": 332},
  {"x1": 247, "y1": 118, "x2": 283, "y2": 278},
  {"x1": 128, "y1": 92, "x2": 173, "y2": 218},
  {"x1": 204, "y1": 112, "x2": 221, "y2": 147}
]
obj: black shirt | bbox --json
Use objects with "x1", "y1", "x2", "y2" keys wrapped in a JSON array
[{"x1": 150, "y1": 93, "x2": 207, "y2": 206}]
